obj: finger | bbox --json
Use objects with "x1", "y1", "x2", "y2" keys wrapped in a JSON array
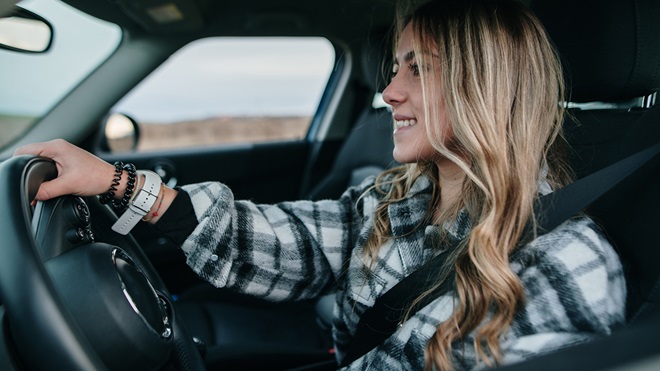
[
  {"x1": 14, "y1": 142, "x2": 48, "y2": 157},
  {"x1": 34, "y1": 178, "x2": 69, "y2": 201},
  {"x1": 14, "y1": 139, "x2": 69, "y2": 159}
]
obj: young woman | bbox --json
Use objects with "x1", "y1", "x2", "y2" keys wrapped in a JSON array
[{"x1": 15, "y1": 0, "x2": 625, "y2": 369}]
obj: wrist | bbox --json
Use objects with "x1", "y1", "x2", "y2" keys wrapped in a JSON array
[
  {"x1": 113, "y1": 170, "x2": 130, "y2": 201},
  {"x1": 98, "y1": 161, "x2": 124, "y2": 204},
  {"x1": 144, "y1": 186, "x2": 177, "y2": 224},
  {"x1": 98, "y1": 162, "x2": 137, "y2": 210},
  {"x1": 111, "y1": 170, "x2": 162, "y2": 235}
]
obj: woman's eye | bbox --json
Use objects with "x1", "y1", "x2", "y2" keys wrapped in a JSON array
[{"x1": 408, "y1": 63, "x2": 420, "y2": 76}]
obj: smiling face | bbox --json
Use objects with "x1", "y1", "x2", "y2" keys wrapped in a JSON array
[{"x1": 383, "y1": 23, "x2": 451, "y2": 165}]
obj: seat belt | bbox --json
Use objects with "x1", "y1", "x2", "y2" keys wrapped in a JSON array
[{"x1": 340, "y1": 141, "x2": 660, "y2": 367}]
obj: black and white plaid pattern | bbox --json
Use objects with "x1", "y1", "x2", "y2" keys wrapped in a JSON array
[{"x1": 179, "y1": 175, "x2": 625, "y2": 369}]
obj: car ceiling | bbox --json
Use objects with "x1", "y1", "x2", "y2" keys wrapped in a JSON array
[{"x1": 62, "y1": 0, "x2": 403, "y2": 42}]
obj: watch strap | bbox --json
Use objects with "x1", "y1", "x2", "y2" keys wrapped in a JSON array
[{"x1": 112, "y1": 170, "x2": 161, "y2": 235}]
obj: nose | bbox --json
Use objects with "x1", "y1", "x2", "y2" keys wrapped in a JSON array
[{"x1": 382, "y1": 76, "x2": 404, "y2": 106}]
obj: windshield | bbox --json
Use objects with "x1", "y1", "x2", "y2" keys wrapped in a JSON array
[{"x1": 0, "y1": 0, "x2": 121, "y2": 149}]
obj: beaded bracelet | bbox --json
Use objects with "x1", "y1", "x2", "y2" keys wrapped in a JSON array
[
  {"x1": 112, "y1": 163, "x2": 137, "y2": 210},
  {"x1": 99, "y1": 161, "x2": 123, "y2": 204}
]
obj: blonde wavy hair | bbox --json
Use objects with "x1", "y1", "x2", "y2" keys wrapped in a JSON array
[{"x1": 363, "y1": 0, "x2": 571, "y2": 369}]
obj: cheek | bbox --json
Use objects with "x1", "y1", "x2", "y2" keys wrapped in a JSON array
[
  {"x1": 412, "y1": 125, "x2": 440, "y2": 160},
  {"x1": 424, "y1": 113, "x2": 454, "y2": 149}
]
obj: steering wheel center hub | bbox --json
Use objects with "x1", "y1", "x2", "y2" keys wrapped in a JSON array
[
  {"x1": 113, "y1": 248, "x2": 173, "y2": 340},
  {"x1": 44, "y1": 242, "x2": 173, "y2": 370}
]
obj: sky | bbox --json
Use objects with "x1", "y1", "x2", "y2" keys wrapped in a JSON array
[
  {"x1": 113, "y1": 37, "x2": 335, "y2": 122},
  {"x1": 0, "y1": 0, "x2": 335, "y2": 123}
]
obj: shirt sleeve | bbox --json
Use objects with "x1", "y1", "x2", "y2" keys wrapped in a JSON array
[
  {"x1": 173, "y1": 180, "x2": 371, "y2": 302},
  {"x1": 492, "y1": 217, "x2": 627, "y2": 367},
  {"x1": 151, "y1": 188, "x2": 198, "y2": 247}
]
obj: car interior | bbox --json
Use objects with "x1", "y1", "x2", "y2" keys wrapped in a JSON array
[{"x1": 0, "y1": 0, "x2": 658, "y2": 370}]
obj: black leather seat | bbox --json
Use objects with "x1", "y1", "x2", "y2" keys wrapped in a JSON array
[
  {"x1": 499, "y1": 0, "x2": 660, "y2": 369},
  {"x1": 533, "y1": 0, "x2": 660, "y2": 324}
]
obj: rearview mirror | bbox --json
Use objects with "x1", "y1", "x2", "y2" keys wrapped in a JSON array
[{"x1": 0, "y1": 7, "x2": 53, "y2": 53}]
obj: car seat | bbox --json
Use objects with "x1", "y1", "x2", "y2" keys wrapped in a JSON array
[
  {"x1": 533, "y1": 0, "x2": 660, "y2": 325},
  {"x1": 499, "y1": 0, "x2": 660, "y2": 369}
]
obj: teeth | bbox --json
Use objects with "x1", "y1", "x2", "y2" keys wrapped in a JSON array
[{"x1": 395, "y1": 119, "x2": 417, "y2": 129}]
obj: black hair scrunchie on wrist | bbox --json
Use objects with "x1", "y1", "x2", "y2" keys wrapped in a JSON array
[{"x1": 99, "y1": 161, "x2": 123, "y2": 205}]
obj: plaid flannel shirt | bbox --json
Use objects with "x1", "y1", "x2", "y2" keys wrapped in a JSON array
[{"x1": 179, "y1": 175, "x2": 625, "y2": 369}]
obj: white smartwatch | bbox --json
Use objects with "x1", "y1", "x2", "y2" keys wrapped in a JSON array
[{"x1": 112, "y1": 170, "x2": 162, "y2": 235}]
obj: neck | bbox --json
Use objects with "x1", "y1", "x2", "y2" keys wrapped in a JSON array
[{"x1": 435, "y1": 158, "x2": 465, "y2": 215}]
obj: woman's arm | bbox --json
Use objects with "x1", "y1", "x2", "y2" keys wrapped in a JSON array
[
  {"x1": 172, "y1": 180, "x2": 366, "y2": 302},
  {"x1": 14, "y1": 139, "x2": 178, "y2": 223},
  {"x1": 494, "y1": 217, "x2": 626, "y2": 367},
  {"x1": 15, "y1": 139, "x2": 372, "y2": 302}
]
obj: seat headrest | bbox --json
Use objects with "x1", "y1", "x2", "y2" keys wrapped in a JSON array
[
  {"x1": 360, "y1": 30, "x2": 391, "y2": 93},
  {"x1": 531, "y1": 0, "x2": 660, "y2": 103}
]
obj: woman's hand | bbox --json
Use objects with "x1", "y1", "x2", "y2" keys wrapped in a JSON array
[{"x1": 14, "y1": 139, "x2": 117, "y2": 201}]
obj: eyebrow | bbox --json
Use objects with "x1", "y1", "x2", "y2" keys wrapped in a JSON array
[{"x1": 394, "y1": 51, "x2": 416, "y2": 65}]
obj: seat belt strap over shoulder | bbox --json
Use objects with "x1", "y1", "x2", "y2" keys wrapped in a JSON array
[
  {"x1": 534, "y1": 142, "x2": 660, "y2": 233},
  {"x1": 340, "y1": 141, "x2": 660, "y2": 367}
]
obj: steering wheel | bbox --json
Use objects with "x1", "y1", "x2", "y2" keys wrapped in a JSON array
[{"x1": 0, "y1": 155, "x2": 206, "y2": 371}]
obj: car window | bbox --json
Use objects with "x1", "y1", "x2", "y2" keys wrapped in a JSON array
[
  {"x1": 0, "y1": 0, "x2": 121, "y2": 150},
  {"x1": 111, "y1": 37, "x2": 335, "y2": 152}
]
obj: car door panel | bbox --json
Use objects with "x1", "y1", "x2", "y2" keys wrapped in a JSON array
[{"x1": 100, "y1": 140, "x2": 309, "y2": 202}]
